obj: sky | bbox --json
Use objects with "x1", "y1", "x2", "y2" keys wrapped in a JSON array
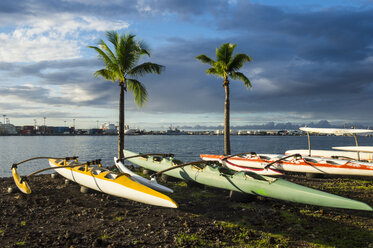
[{"x1": 0, "y1": 0, "x2": 372, "y2": 130}]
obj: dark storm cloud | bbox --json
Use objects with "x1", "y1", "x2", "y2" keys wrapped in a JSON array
[
  {"x1": 0, "y1": 0, "x2": 227, "y2": 23},
  {"x1": 1, "y1": 0, "x2": 373, "y2": 125},
  {"x1": 218, "y1": 1, "x2": 373, "y2": 62}
]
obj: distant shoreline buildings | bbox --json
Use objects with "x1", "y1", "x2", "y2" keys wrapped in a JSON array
[{"x1": 1, "y1": 121, "x2": 372, "y2": 137}]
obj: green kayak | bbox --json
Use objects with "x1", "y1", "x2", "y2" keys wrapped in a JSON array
[{"x1": 124, "y1": 150, "x2": 372, "y2": 211}]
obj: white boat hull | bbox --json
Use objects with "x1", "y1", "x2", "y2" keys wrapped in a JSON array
[{"x1": 49, "y1": 160, "x2": 177, "y2": 208}]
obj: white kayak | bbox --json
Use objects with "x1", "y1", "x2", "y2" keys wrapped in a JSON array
[
  {"x1": 114, "y1": 157, "x2": 173, "y2": 193},
  {"x1": 285, "y1": 149, "x2": 373, "y2": 161},
  {"x1": 332, "y1": 146, "x2": 373, "y2": 153}
]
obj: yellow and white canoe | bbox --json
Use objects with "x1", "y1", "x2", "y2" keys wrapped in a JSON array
[{"x1": 49, "y1": 158, "x2": 177, "y2": 208}]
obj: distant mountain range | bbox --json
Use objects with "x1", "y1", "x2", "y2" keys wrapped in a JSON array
[{"x1": 179, "y1": 120, "x2": 372, "y2": 131}]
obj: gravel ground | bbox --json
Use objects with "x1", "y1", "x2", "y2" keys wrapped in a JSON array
[{"x1": 1, "y1": 171, "x2": 372, "y2": 248}]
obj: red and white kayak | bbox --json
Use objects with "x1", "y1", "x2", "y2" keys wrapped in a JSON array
[{"x1": 201, "y1": 153, "x2": 373, "y2": 176}]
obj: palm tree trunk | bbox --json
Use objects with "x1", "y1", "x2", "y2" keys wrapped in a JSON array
[
  {"x1": 118, "y1": 83, "x2": 125, "y2": 160},
  {"x1": 224, "y1": 80, "x2": 231, "y2": 155}
]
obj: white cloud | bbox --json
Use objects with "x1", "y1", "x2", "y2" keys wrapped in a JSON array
[
  {"x1": 59, "y1": 85, "x2": 97, "y2": 103},
  {"x1": 0, "y1": 13, "x2": 129, "y2": 62}
]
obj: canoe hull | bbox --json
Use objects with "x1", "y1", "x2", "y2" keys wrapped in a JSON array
[
  {"x1": 124, "y1": 150, "x2": 372, "y2": 211},
  {"x1": 202, "y1": 154, "x2": 373, "y2": 177},
  {"x1": 49, "y1": 159, "x2": 177, "y2": 208}
]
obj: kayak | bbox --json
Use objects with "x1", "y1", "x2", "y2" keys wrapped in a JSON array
[
  {"x1": 201, "y1": 153, "x2": 373, "y2": 177},
  {"x1": 124, "y1": 149, "x2": 372, "y2": 211},
  {"x1": 49, "y1": 158, "x2": 177, "y2": 208},
  {"x1": 114, "y1": 157, "x2": 173, "y2": 193}
]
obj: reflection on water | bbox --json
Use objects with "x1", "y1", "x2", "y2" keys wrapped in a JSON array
[{"x1": 1, "y1": 135, "x2": 372, "y2": 177}]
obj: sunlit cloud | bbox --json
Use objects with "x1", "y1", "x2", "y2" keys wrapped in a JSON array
[{"x1": 0, "y1": 13, "x2": 129, "y2": 62}]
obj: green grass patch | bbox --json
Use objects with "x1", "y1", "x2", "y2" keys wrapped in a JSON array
[
  {"x1": 321, "y1": 179, "x2": 373, "y2": 191},
  {"x1": 218, "y1": 221, "x2": 290, "y2": 247},
  {"x1": 15, "y1": 241, "x2": 26, "y2": 246},
  {"x1": 100, "y1": 232, "x2": 112, "y2": 240},
  {"x1": 176, "y1": 233, "x2": 210, "y2": 247},
  {"x1": 114, "y1": 216, "x2": 124, "y2": 222}
]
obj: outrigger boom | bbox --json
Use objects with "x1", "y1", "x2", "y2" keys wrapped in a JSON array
[{"x1": 10, "y1": 156, "x2": 96, "y2": 194}]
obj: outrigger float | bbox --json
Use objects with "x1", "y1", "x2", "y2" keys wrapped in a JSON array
[
  {"x1": 123, "y1": 149, "x2": 372, "y2": 211},
  {"x1": 11, "y1": 156, "x2": 177, "y2": 208}
]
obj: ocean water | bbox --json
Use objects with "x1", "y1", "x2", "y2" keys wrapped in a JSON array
[{"x1": 1, "y1": 135, "x2": 372, "y2": 177}]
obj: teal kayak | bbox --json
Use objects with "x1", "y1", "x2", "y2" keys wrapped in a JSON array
[{"x1": 124, "y1": 150, "x2": 372, "y2": 211}]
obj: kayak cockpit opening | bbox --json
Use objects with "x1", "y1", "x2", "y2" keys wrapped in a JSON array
[
  {"x1": 259, "y1": 155, "x2": 270, "y2": 160},
  {"x1": 91, "y1": 167, "x2": 106, "y2": 175},
  {"x1": 104, "y1": 171, "x2": 118, "y2": 180},
  {"x1": 304, "y1": 158, "x2": 318, "y2": 163}
]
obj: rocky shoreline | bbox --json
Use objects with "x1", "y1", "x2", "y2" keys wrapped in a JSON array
[{"x1": 1, "y1": 173, "x2": 372, "y2": 247}]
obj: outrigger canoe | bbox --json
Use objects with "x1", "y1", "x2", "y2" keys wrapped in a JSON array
[
  {"x1": 48, "y1": 158, "x2": 177, "y2": 208},
  {"x1": 124, "y1": 150, "x2": 372, "y2": 211},
  {"x1": 200, "y1": 153, "x2": 373, "y2": 177}
]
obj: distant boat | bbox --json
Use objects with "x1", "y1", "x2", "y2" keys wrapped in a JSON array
[{"x1": 166, "y1": 125, "x2": 186, "y2": 135}]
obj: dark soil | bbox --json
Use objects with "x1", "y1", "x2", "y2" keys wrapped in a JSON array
[{"x1": 1, "y1": 171, "x2": 372, "y2": 248}]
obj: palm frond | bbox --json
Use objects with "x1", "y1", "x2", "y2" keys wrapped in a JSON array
[
  {"x1": 206, "y1": 67, "x2": 221, "y2": 77},
  {"x1": 118, "y1": 34, "x2": 138, "y2": 72},
  {"x1": 106, "y1": 31, "x2": 119, "y2": 49},
  {"x1": 99, "y1": 40, "x2": 119, "y2": 68},
  {"x1": 93, "y1": 69, "x2": 118, "y2": 82},
  {"x1": 228, "y1": 54, "x2": 252, "y2": 72},
  {"x1": 195, "y1": 55, "x2": 215, "y2": 66},
  {"x1": 230, "y1": 71, "x2": 252, "y2": 89},
  {"x1": 88, "y1": 45, "x2": 118, "y2": 72},
  {"x1": 128, "y1": 62, "x2": 165, "y2": 78},
  {"x1": 137, "y1": 40, "x2": 151, "y2": 56},
  {"x1": 216, "y1": 43, "x2": 236, "y2": 65},
  {"x1": 126, "y1": 79, "x2": 148, "y2": 107}
]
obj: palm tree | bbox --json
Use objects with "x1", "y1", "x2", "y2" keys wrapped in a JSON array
[
  {"x1": 89, "y1": 31, "x2": 164, "y2": 160},
  {"x1": 196, "y1": 43, "x2": 252, "y2": 155}
]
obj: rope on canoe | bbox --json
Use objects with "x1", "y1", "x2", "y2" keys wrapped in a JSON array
[
  {"x1": 150, "y1": 160, "x2": 216, "y2": 179},
  {"x1": 264, "y1": 154, "x2": 303, "y2": 170},
  {"x1": 220, "y1": 152, "x2": 257, "y2": 161},
  {"x1": 117, "y1": 153, "x2": 175, "y2": 164}
]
